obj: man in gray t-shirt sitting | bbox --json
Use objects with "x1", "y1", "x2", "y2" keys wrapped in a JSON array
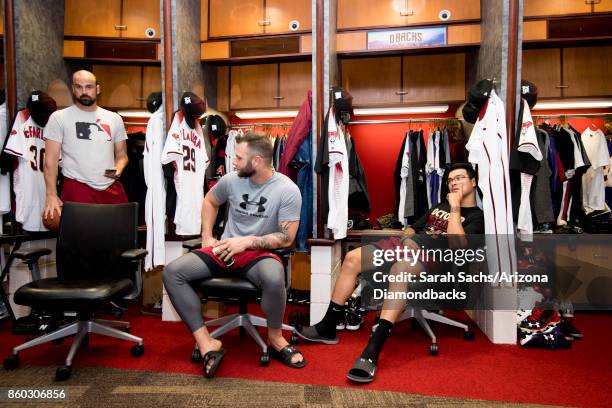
[{"x1": 163, "y1": 131, "x2": 304, "y2": 377}]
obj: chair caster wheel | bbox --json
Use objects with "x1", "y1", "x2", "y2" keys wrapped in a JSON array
[
  {"x1": 52, "y1": 338, "x2": 64, "y2": 345},
  {"x1": 3, "y1": 354, "x2": 20, "y2": 370},
  {"x1": 463, "y1": 330, "x2": 475, "y2": 341},
  {"x1": 260, "y1": 352, "x2": 270, "y2": 367},
  {"x1": 290, "y1": 333, "x2": 299, "y2": 344},
  {"x1": 191, "y1": 349, "x2": 202, "y2": 363},
  {"x1": 429, "y1": 343, "x2": 439, "y2": 356},
  {"x1": 55, "y1": 365, "x2": 71, "y2": 381},
  {"x1": 131, "y1": 345, "x2": 144, "y2": 357}
]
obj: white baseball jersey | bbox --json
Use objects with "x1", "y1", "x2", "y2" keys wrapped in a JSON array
[
  {"x1": 397, "y1": 135, "x2": 411, "y2": 226},
  {"x1": 326, "y1": 107, "x2": 349, "y2": 240},
  {"x1": 516, "y1": 100, "x2": 542, "y2": 234},
  {"x1": 143, "y1": 106, "x2": 166, "y2": 270},
  {"x1": 225, "y1": 129, "x2": 239, "y2": 174},
  {"x1": 0, "y1": 103, "x2": 10, "y2": 216},
  {"x1": 581, "y1": 128, "x2": 609, "y2": 213},
  {"x1": 466, "y1": 90, "x2": 515, "y2": 283},
  {"x1": 161, "y1": 111, "x2": 209, "y2": 236},
  {"x1": 4, "y1": 109, "x2": 48, "y2": 231}
]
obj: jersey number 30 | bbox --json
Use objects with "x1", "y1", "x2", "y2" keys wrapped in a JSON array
[{"x1": 29, "y1": 146, "x2": 45, "y2": 172}]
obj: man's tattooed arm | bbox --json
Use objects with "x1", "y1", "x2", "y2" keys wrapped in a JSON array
[{"x1": 251, "y1": 221, "x2": 298, "y2": 249}]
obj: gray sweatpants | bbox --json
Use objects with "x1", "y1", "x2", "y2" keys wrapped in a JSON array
[{"x1": 163, "y1": 252, "x2": 286, "y2": 332}]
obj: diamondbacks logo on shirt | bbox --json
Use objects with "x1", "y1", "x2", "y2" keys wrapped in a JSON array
[{"x1": 75, "y1": 120, "x2": 112, "y2": 141}]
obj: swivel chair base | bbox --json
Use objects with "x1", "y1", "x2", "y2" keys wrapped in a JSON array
[
  {"x1": 192, "y1": 312, "x2": 294, "y2": 366},
  {"x1": 397, "y1": 308, "x2": 475, "y2": 355},
  {"x1": 4, "y1": 318, "x2": 144, "y2": 381}
]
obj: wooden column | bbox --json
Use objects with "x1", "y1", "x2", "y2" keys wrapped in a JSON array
[
  {"x1": 315, "y1": 0, "x2": 324, "y2": 237},
  {"x1": 162, "y1": 0, "x2": 174, "y2": 131},
  {"x1": 4, "y1": 0, "x2": 16, "y2": 120},
  {"x1": 506, "y1": 0, "x2": 520, "y2": 149}
]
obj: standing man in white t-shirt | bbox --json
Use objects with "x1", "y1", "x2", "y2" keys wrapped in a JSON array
[{"x1": 43, "y1": 70, "x2": 129, "y2": 220}]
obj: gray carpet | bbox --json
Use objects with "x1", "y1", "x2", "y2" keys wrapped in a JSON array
[{"x1": 0, "y1": 365, "x2": 562, "y2": 407}]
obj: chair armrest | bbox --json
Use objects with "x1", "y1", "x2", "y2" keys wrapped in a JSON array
[
  {"x1": 270, "y1": 247, "x2": 295, "y2": 258},
  {"x1": 121, "y1": 248, "x2": 148, "y2": 261},
  {"x1": 13, "y1": 247, "x2": 52, "y2": 263},
  {"x1": 183, "y1": 238, "x2": 203, "y2": 251}
]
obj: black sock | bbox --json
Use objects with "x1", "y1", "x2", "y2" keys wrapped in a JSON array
[
  {"x1": 314, "y1": 301, "x2": 345, "y2": 337},
  {"x1": 360, "y1": 319, "x2": 393, "y2": 363}
]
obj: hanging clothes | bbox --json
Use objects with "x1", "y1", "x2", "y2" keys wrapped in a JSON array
[
  {"x1": 143, "y1": 105, "x2": 166, "y2": 270},
  {"x1": 279, "y1": 91, "x2": 312, "y2": 181},
  {"x1": 510, "y1": 99, "x2": 542, "y2": 235},
  {"x1": 3, "y1": 109, "x2": 48, "y2": 231},
  {"x1": 291, "y1": 132, "x2": 313, "y2": 249},
  {"x1": 0, "y1": 103, "x2": 10, "y2": 217},
  {"x1": 346, "y1": 131, "x2": 370, "y2": 214},
  {"x1": 532, "y1": 127, "x2": 554, "y2": 226},
  {"x1": 581, "y1": 127, "x2": 609, "y2": 213},
  {"x1": 394, "y1": 130, "x2": 428, "y2": 226},
  {"x1": 425, "y1": 129, "x2": 451, "y2": 208},
  {"x1": 161, "y1": 110, "x2": 209, "y2": 236},
  {"x1": 325, "y1": 107, "x2": 349, "y2": 239},
  {"x1": 225, "y1": 129, "x2": 239, "y2": 175}
]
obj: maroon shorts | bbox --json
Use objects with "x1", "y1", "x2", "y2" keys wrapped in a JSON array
[
  {"x1": 61, "y1": 178, "x2": 128, "y2": 204},
  {"x1": 195, "y1": 246, "x2": 282, "y2": 272}
]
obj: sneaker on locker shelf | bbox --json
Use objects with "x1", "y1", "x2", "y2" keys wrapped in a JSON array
[
  {"x1": 345, "y1": 310, "x2": 364, "y2": 331},
  {"x1": 520, "y1": 326, "x2": 572, "y2": 349},
  {"x1": 519, "y1": 308, "x2": 561, "y2": 333}
]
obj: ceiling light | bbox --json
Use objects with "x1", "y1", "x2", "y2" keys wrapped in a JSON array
[
  {"x1": 234, "y1": 110, "x2": 299, "y2": 119},
  {"x1": 533, "y1": 100, "x2": 612, "y2": 110},
  {"x1": 353, "y1": 105, "x2": 449, "y2": 116}
]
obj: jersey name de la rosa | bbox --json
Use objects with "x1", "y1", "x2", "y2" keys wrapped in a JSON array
[
  {"x1": 161, "y1": 111, "x2": 209, "y2": 236},
  {"x1": 212, "y1": 172, "x2": 301, "y2": 240},
  {"x1": 44, "y1": 105, "x2": 127, "y2": 190},
  {"x1": 4, "y1": 109, "x2": 49, "y2": 231}
]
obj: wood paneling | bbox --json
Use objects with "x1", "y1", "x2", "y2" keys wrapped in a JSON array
[
  {"x1": 230, "y1": 64, "x2": 277, "y2": 109},
  {"x1": 201, "y1": 42, "x2": 230, "y2": 60},
  {"x1": 266, "y1": 0, "x2": 311, "y2": 34},
  {"x1": 521, "y1": 49, "x2": 562, "y2": 98},
  {"x1": 217, "y1": 66, "x2": 229, "y2": 112},
  {"x1": 403, "y1": 53, "x2": 465, "y2": 102},
  {"x1": 0, "y1": 64, "x2": 4, "y2": 88},
  {"x1": 447, "y1": 24, "x2": 480, "y2": 45},
  {"x1": 0, "y1": 5, "x2": 3, "y2": 36},
  {"x1": 407, "y1": 0, "x2": 480, "y2": 25},
  {"x1": 522, "y1": 20, "x2": 547, "y2": 41},
  {"x1": 563, "y1": 46, "x2": 612, "y2": 97},
  {"x1": 337, "y1": 0, "x2": 407, "y2": 30},
  {"x1": 336, "y1": 32, "x2": 367, "y2": 52},
  {"x1": 209, "y1": 0, "x2": 263, "y2": 38},
  {"x1": 279, "y1": 61, "x2": 311, "y2": 107},
  {"x1": 64, "y1": 0, "x2": 121, "y2": 37},
  {"x1": 201, "y1": 0, "x2": 208, "y2": 41},
  {"x1": 142, "y1": 66, "x2": 162, "y2": 108},
  {"x1": 524, "y1": 0, "x2": 591, "y2": 17},
  {"x1": 93, "y1": 65, "x2": 142, "y2": 108},
  {"x1": 341, "y1": 57, "x2": 402, "y2": 105},
  {"x1": 300, "y1": 35, "x2": 312, "y2": 53},
  {"x1": 594, "y1": 0, "x2": 612, "y2": 13},
  {"x1": 63, "y1": 40, "x2": 85, "y2": 58},
  {"x1": 122, "y1": 0, "x2": 160, "y2": 39}
]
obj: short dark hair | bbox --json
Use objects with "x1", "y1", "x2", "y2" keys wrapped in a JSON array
[
  {"x1": 235, "y1": 131, "x2": 273, "y2": 164},
  {"x1": 448, "y1": 163, "x2": 477, "y2": 180}
]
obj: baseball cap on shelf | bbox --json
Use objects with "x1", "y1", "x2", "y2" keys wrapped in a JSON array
[
  {"x1": 146, "y1": 91, "x2": 163, "y2": 113},
  {"x1": 27, "y1": 91, "x2": 57, "y2": 127},
  {"x1": 206, "y1": 114, "x2": 227, "y2": 138},
  {"x1": 462, "y1": 79, "x2": 494, "y2": 124}
]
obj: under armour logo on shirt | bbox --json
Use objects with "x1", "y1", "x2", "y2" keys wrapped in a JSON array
[
  {"x1": 184, "y1": 96, "x2": 191, "y2": 104},
  {"x1": 239, "y1": 194, "x2": 267, "y2": 212}
]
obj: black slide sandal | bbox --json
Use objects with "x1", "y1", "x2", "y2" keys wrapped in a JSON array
[
  {"x1": 269, "y1": 345, "x2": 306, "y2": 368},
  {"x1": 347, "y1": 357, "x2": 377, "y2": 383},
  {"x1": 203, "y1": 348, "x2": 226, "y2": 378}
]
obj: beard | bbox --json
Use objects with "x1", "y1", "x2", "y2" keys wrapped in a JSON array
[
  {"x1": 236, "y1": 161, "x2": 255, "y2": 178},
  {"x1": 76, "y1": 94, "x2": 95, "y2": 106}
]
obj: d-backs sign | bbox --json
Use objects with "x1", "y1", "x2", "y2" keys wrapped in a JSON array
[{"x1": 367, "y1": 27, "x2": 447, "y2": 50}]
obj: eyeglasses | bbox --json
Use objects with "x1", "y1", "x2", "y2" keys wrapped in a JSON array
[{"x1": 447, "y1": 175, "x2": 471, "y2": 185}]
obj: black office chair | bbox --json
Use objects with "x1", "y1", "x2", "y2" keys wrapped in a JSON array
[
  {"x1": 3, "y1": 202, "x2": 147, "y2": 381},
  {"x1": 182, "y1": 239, "x2": 297, "y2": 366}
]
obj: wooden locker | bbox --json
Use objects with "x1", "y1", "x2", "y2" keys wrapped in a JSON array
[
  {"x1": 64, "y1": 0, "x2": 122, "y2": 37},
  {"x1": 341, "y1": 57, "x2": 402, "y2": 106}
]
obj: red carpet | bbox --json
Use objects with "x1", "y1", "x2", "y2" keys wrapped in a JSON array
[{"x1": 2, "y1": 308, "x2": 611, "y2": 407}]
